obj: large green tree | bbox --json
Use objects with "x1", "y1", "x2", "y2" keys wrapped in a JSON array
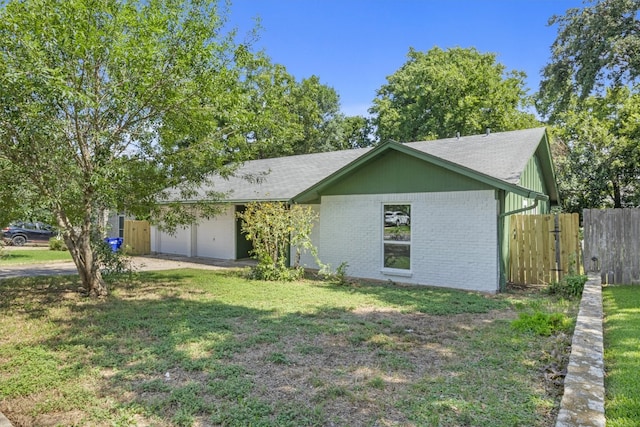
[
  {"x1": 370, "y1": 47, "x2": 539, "y2": 142},
  {"x1": 538, "y1": 0, "x2": 640, "y2": 211},
  {"x1": 551, "y1": 87, "x2": 640, "y2": 212},
  {"x1": 240, "y1": 64, "x2": 350, "y2": 159},
  {"x1": 338, "y1": 115, "x2": 374, "y2": 149},
  {"x1": 537, "y1": 0, "x2": 640, "y2": 119},
  {"x1": 289, "y1": 75, "x2": 345, "y2": 155},
  {"x1": 0, "y1": 0, "x2": 266, "y2": 296}
]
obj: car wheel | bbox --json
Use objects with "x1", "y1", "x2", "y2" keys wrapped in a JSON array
[{"x1": 12, "y1": 235, "x2": 27, "y2": 246}]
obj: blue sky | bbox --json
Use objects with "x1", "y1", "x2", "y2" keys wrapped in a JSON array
[{"x1": 227, "y1": 0, "x2": 586, "y2": 117}]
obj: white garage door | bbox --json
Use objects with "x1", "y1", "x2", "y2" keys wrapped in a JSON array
[
  {"x1": 195, "y1": 207, "x2": 235, "y2": 260},
  {"x1": 156, "y1": 226, "x2": 191, "y2": 256}
]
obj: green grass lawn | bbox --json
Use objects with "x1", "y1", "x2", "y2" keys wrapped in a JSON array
[
  {"x1": 0, "y1": 248, "x2": 72, "y2": 265},
  {"x1": 603, "y1": 285, "x2": 640, "y2": 427},
  {"x1": 0, "y1": 269, "x2": 578, "y2": 426}
]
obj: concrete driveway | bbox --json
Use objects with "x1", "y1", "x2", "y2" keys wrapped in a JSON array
[{"x1": 0, "y1": 253, "x2": 255, "y2": 280}]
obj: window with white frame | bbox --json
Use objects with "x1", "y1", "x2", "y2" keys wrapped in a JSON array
[{"x1": 383, "y1": 204, "x2": 411, "y2": 270}]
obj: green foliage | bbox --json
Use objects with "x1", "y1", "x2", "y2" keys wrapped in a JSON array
[
  {"x1": 320, "y1": 261, "x2": 350, "y2": 286},
  {"x1": 603, "y1": 285, "x2": 640, "y2": 426},
  {"x1": 247, "y1": 262, "x2": 304, "y2": 282},
  {"x1": 512, "y1": 311, "x2": 572, "y2": 336},
  {"x1": 91, "y1": 238, "x2": 132, "y2": 277},
  {"x1": 340, "y1": 115, "x2": 375, "y2": 149},
  {"x1": 367, "y1": 376, "x2": 385, "y2": 390},
  {"x1": 241, "y1": 64, "x2": 350, "y2": 159},
  {"x1": 48, "y1": 237, "x2": 67, "y2": 251},
  {"x1": 333, "y1": 261, "x2": 350, "y2": 286},
  {"x1": 289, "y1": 75, "x2": 345, "y2": 155},
  {"x1": 537, "y1": 0, "x2": 640, "y2": 119},
  {"x1": 0, "y1": 249, "x2": 72, "y2": 264},
  {"x1": 238, "y1": 202, "x2": 320, "y2": 281},
  {"x1": 370, "y1": 46, "x2": 539, "y2": 142},
  {"x1": 548, "y1": 272, "x2": 588, "y2": 299},
  {"x1": 266, "y1": 352, "x2": 290, "y2": 365},
  {"x1": 0, "y1": 346, "x2": 82, "y2": 398},
  {"x1": 0, "y1": 0, "x2": 296, "y2": 295},
  {"x1": 539, "y1": 0, "x2": 640, "y2": 212},
  {"x1": 549, "y1": 87, "x2": 640, "y2": 211}
]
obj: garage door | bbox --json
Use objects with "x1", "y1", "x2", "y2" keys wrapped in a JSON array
[
  {"x1": 195, "y1": 207, "x2": 235, "y2": 259},
  {"x1": 156, "y1": 227, "x2": 191, "y2": 256}
]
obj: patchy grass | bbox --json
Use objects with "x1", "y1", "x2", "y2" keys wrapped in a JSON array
[
  {"x1": 603, "y1": 285, "x2": 640, "y2": 427},
  {"x1": 0, "y1": 248, "x2": 72, "y2": 265},
  {"x1": 0, "y1": 270, "x2": 578, "y2": 426}
]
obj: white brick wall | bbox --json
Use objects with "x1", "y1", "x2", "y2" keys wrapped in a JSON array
[
  {"x1": 317, "y1": 191, "x2": 499, "y2": 293},
  {"x1": 293, "y1": 204, "x2": 322, "y2": 269}
]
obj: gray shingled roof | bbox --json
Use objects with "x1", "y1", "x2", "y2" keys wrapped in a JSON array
[
  {"x1": 173, "y1": 127, "x2": 548, "y2": 203},
  {"x1": 405, "y1": 127, "x2": 547, "y2": 184},
  {"x1": 185, "y1": 147, "x2": 371, "y2": 202}
]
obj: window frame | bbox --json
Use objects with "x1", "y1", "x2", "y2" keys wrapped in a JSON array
[
  {"x1": 118, "y1": 215, "x2": 125, "y2": 239},
  {"x1": 381, "y1": 203, "x2": 412, "y2": 276}
]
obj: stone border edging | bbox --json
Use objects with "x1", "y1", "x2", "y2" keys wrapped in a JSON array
[
  {"x1": 0, "y1": 411, "x2": 12, "y2": 427},
  {"x1": 555, "y1": 273, "x2": 605, "y2": 427}
]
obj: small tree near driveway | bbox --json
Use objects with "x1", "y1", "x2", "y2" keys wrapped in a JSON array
[
  {"x1": 237, "y1": 202, "x2": 319, "y2": 281},
  {"x1": 0, "y1": 0, "x2": 266, "y2": 296}
]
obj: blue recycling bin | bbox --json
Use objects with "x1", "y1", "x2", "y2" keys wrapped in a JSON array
[{"x1": 104, "y1": 237, "x2": 123, "y2": 252}]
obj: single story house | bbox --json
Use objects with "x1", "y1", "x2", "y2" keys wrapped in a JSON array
[{"x1": 151, "y1": 127, "x2": 559, "y2": 293}]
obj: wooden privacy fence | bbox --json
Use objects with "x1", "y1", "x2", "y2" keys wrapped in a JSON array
[
  {"x1": 583, "y1": 209, "x2": 640, "y2": 285},
  {"x1": 509, "y1": 213, "x2": 581, "y2": 285},
  {"x1": 124, "y1": 220, "x2": 151, "y2": 255}
]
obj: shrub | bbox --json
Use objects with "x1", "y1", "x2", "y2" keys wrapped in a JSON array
[
  {"x1": 319, "y1": 261, "x2": 350, "y2": 286},
  {"x1": 512, "y1": 311, "x2": 572, "y2": 336},
  {"x1": 248, "y1": 262, "x2": 304, "y2": 282},
  {"x1": 238, "y1": 202, "x2": 320, "y2": 281},
  {"x1": 92, "y1": 238, "x2": 132, "y2": 276},
  {"x1": 548, "y1": 273, "x2": 588, "y2": 299},
  {"x1": 48, "y1": 237, "x2": 67, "y2": 251}
]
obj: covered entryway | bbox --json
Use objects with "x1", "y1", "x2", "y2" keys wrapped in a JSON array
[{"x1": 235, "y1": 205, "x2": 253, "y2": 259}]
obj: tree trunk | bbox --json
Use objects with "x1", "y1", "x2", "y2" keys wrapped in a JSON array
[
  {"x1": 612, "y1": 180, "x2": 623, "y2": 208},
  {"x1": 62, "y1": 222, "x2": 108, "y2": 297}
]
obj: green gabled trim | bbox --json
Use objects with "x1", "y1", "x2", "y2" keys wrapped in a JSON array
[
  {"x1": 534, "y1": 130, "x2": 560, "y2": 205},
  {"x1": 293, "y1": 140, "x2": 549, "y2": 204},
  {"x1": 322, "y1": 149, "x2": 493, "y2": 195}
]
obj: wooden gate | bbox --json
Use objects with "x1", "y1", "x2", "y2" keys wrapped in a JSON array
[
  {"x1": 583, "y1": 209, "x2": 640, "y2": 284},
  {"x1": 508, "y1": 213, "x2": 581, "y2": 285},
  {"x1": 124, "y1": 220, "x2": 151, "y2": 255}
]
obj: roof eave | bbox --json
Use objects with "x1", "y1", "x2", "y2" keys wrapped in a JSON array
[{"x1": 293, "y1": 140, "x2": 550, "y2": 204}]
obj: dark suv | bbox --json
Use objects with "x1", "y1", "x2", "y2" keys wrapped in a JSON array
[{"x1": 2, "y1": 221, "x2": 58, "y2": 246}]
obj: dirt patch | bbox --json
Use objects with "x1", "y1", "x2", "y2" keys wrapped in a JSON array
[{"x1": 223, "y1": 309, "x2": 516, "y2": 426}]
